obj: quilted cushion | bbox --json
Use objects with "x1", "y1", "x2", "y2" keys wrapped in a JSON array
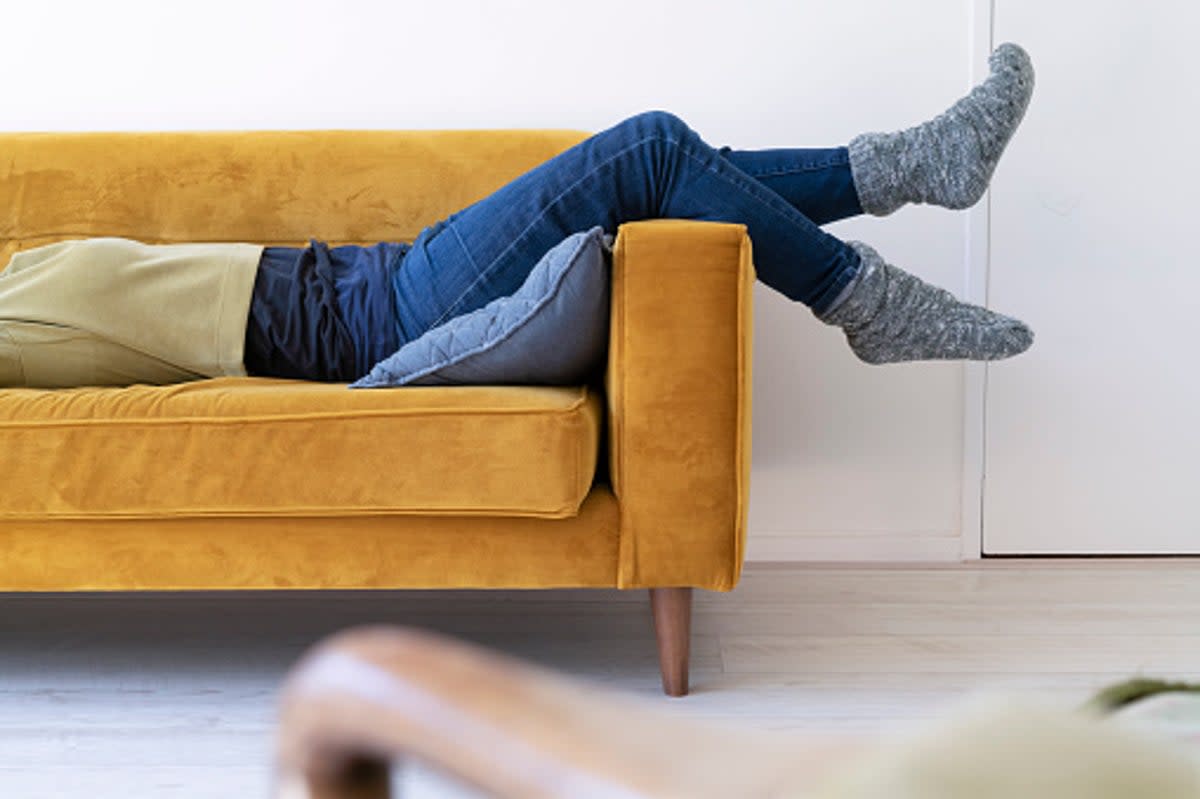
[{"x1": 351, "y1": 226, "x2": 612, "y2": 388}]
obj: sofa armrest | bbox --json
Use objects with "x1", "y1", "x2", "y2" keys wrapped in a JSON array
[{"x1": 604, "y1": 219, "x2": 755, "y2": 591}]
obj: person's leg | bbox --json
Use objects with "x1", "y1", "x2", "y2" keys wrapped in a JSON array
[
  {"x1": 716, "y1": 145, "x2": 863, "y2": 226},
  {"x1": 393, "y1": 108, "x2": 1031, "y2": 365},
  {"x1": 717, "y1": 41, "x2": 1034, "y2": 225},
  {"x1": 393, "y1": 109, "x2": 864, "y2": 342}
]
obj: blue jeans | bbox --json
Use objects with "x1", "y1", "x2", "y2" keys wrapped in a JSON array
[{"x1": 390, "y1": 109, "x2": 864, "y2": 347}]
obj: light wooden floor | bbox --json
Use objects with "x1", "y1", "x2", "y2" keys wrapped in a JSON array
[{"x1": 2, "y1": 560, "x2": 1199, "y2": 797}]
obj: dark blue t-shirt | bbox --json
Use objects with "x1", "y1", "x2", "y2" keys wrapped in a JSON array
[{"x1": 243, "y1": 240, "x2": 409, "y2": 382}]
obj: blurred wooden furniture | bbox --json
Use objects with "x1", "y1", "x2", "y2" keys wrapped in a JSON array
[
  {"x1": 274, "y1": 626, "x2": 1200, "y2": 799},
  {"x1": 273, "y1": 625, "x2": 866, "y2": 799}
]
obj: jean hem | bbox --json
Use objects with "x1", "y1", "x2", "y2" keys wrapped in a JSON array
[{"x1": 809, "y1": 251, "x2": 862, "y2": 315}]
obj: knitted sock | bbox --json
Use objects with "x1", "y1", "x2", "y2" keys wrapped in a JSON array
[
  {"x1": 848, "y1": 42, "x2": 1035, "y2": 216},
  {"x1": 816, "y1": 240, "x2": 1033, "y2": 364}
]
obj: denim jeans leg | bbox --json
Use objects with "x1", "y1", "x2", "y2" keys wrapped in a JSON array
[
  {"x1": 391, "y1": 110, "x2": 863, "y2": 345},
  {"x1": 716, "y1": 145, "x2": 863, "y2": 226}
]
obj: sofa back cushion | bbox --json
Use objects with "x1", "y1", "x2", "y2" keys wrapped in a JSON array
[{"x1": 0, "y1": 129, "x2": 593, "y2": 266}]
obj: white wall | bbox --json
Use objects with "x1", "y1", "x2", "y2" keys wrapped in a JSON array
[{"x1": 1, "y1": 0, "x2": 986, "y2": 561}]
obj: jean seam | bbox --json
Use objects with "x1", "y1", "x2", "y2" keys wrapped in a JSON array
[
  {"x1": 447, "y1": 222, "x2": 482, "y2": 274},
  {"x1": 742, "y1": 160, "x2": 847, "y2": 177},
  {"x1": 424, "y1": 132, "x2": 672, "y2": 330}
]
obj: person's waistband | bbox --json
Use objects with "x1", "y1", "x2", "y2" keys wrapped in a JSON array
[{"x1": 245, "y1": 240, "x2": 409, "y2": 382}]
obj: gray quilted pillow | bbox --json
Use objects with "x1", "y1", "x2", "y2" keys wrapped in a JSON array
[{"x1": 349, "y1": 226, "x2": 612, "y2": 387}]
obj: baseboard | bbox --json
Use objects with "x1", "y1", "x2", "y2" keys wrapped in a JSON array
[{"x1": 745, "y1": 533, "x2": 966, "y2": 563}]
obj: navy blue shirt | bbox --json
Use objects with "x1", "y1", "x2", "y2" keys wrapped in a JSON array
[{"x1": 243, "y1": 240, "x2": 408, "y2": 382}]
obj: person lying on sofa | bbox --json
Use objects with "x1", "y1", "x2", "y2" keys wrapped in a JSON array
[{"x1": 0, "y1": 43, "x2": 1035, "y2": 389}]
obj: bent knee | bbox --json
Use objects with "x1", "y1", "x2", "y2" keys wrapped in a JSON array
[{"x1": 624, "y1": 109, "x2": 691, "y2": 140}]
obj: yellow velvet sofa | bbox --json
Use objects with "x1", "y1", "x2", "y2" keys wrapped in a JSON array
[{"x1": 0, "y1": 129, "x2": 755, "y2": 696}]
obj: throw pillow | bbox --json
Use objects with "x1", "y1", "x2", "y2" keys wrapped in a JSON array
[{"x1": 349, "y1": 226, "x2": 612, "y2": 388}]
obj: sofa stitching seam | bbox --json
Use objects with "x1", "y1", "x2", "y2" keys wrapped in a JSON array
[{"x1": 0, "y1": 393, "x2": 592, "y2": 428}]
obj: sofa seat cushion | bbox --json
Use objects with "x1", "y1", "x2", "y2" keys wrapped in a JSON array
[{"x1": 0, "y1": 377, "x2": 602, "y2": 520}]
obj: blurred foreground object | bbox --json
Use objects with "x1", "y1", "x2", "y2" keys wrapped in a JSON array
[{"x1": 274, "y1": 625, "x2": 1200, "y2": 799}]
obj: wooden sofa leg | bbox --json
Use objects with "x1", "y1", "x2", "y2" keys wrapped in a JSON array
[{"x1": 649, "y1": 587, "x2": 692, "y2": 697}]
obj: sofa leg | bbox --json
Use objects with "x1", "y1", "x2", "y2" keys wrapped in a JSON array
[{"x1": 649, "y1": 587, "x2": 692, "y2": 697}]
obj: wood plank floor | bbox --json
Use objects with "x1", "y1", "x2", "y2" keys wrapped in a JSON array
[{"x1": 2, "y1": 560, "x2": 1199, "y2": 797}]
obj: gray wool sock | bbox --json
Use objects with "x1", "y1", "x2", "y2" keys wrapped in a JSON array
[
  {"x1": 848, "y1": 42, "x2": 1035, "y2": 216},
  {"x1": 816, "y1": 240, "x2": 1033, "y2": 364}
]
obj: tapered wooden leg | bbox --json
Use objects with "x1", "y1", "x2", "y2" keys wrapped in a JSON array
[{"x1": 649, "y1": 587, "x2": 692, "y2": 697}]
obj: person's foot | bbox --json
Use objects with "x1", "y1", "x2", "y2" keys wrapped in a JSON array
[
  {"x1": 848, "y1": 42, "x2": 1035, "y2": 216},
  {"x1": 814, "y1": 240, "x2": 1033, "y2": 364}
]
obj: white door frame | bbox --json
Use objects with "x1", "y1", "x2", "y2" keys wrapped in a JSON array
[{"x1": 959, "y1": 0, "x2": 994, "y2": 561}]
